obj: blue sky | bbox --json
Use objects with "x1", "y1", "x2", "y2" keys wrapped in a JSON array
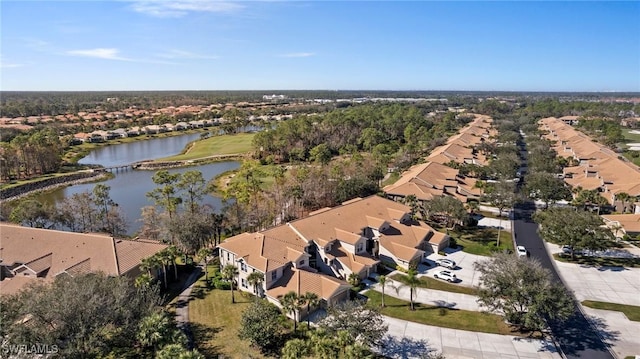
[{"x1": 1, "y1": 1, "x2": 639, "y2": 92}]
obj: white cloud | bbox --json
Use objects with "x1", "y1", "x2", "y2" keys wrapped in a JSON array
[
  {"x1": 0, "y1": 62, "x2": 24, "y2": 69},
  {"x1": 66, "y1": 48, "x2": 131, "y2": 61},
  {"x1": 158, "y1": 49, "x2": 219, "y2": 59},
  {"x1": 279, "y1": 52, "x2": 315, "y2": 58},
  {"x1": 127, "y1": 0, "x2": 244, "y2": 18}
]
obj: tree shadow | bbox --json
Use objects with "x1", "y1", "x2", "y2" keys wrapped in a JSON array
[
  {"x1": 550, "y1": 310, "x2": 620, "y2": 356},
  {"x1": 377, "y1": 335, "x2": 441, "y2": 359},
  {"x1": 190, "y1": 322, "x2": 223, "y2": 358},
  {"x1": 431, "y1": 300, "x2": 458, "y2": 309}
]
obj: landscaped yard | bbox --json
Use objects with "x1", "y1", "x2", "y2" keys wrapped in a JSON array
[
  {"x1": 444, "y1": 227, "x2": 514, "y2": 256},
  {"x1": 188, "y1": 274, "x2": 265, "y2": 358},
  {"x1": 158, "y1": 133, "x2": 255, "y2": 161},
  {"x1": 390, "y1": 273, "x2": 478, "y2": 296},
  {"x1": 364, "y1": 291, "x2": 530, "y2": 337},
  {"x1": 581, "y1": 300, "x2": 640, "y2": 321}
]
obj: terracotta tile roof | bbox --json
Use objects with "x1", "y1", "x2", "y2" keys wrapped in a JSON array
[
  {"x1": 384, "y1": 161, "x2": 479, "y2": 202},
  {"x1": 602, "y1": 214, "x2": 640, "y2": 233},
  {"x1": 23, "y1": 253, "x2": 53, "y2": 274},
  {"x1": 540, "y1": 117, "x2": 640, "y2": 203},
  {"x1": 0, "y1": 223, "x2": 167, "y2": 295},
  {"x1": 328, "y1": 244, "x2": 379, "y2": 275},
  {"x1": 114, "y1": 239, "x2": 168, "y2": 275},
  {"x1": 219, "y1": 230, "x2": 309, "y2": 272},
  {"x1": 266, "y1": 266, "x2": 349, "y2": 301}
]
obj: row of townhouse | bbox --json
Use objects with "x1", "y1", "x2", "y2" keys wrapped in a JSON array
[
  {"x1": 0, "y1": 222, "x2": 168, "y2": 296},
  {"x1": 384, "y1": 114, "x2": 495, "y2": 204},
  {"x1": 218, "y1": 196, "x2": 449, "y2": 315},
  {"x1": 72, "y1": 120, "x2": 220, "y2": 143},
  {"x1": 539, "y1": 117, "x2": 640, "y2": 214}
]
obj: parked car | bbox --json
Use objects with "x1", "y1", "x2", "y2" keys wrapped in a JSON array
[
  {"x1": 435, "y1": 258, "x2": 457, "y2": 269},
  {"x1": 434, "y1": 270, "x2": 458, "y2": 282},
  {"x1": 561, "y1": 245, "x2": 573, "y2": 255},
  {"x1": 516, "y1": 245, "x2": 529, "y2": 258}
]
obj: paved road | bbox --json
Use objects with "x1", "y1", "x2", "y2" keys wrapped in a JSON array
[{"x1": 513, "y1": 202, "x2": 614, "y2": 359}]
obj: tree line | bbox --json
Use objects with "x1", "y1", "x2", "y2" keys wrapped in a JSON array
[{"x1": 0, "y1": 128, "x2": 65, "y2": 181}]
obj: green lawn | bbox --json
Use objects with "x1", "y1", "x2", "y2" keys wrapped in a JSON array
[
  {"x1": 390, "y1": 273, "x2": 478, "y2": 296},
  {"x1": 158, "y1": 133, "x2": 255, "y2": 161},
  {"x1": 581, "y1": 300, "x2": 640, "y2": 321},
  {"x1": 553, "y1": 253, "x2": 640, "y2": 268},
  {"x1": 621, "y1": 151, "x2": 640, "y2": 167},
  {"x1": 187, "y1": 272, "x2": 265, "y2": 358},
  {"x1": 444, "y1": 227, "x2": 514, "y2": 256},
  {"x1": 622, "y1": 129, "x2": 640, "y2": 143},
  {"x1": 364, "y1": 291, "x2": 529, "y2": 337}
]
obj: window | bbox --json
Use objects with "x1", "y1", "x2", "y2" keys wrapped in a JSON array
[
  {"x1": 299, "y1": 260, "x2": 305, "y2": 266},
  {"x1": 241, "y1": 278, "x2": 247, "y2": 288},
  {"x1": 226, "y1": 252, "x2": 230, "y2": 261},
  {"x1": 241, "y1": 262, "x2": 247, "y2": 272},
  {"x1": 271, "y1": 271, "x2": 277, "y2": 280}
]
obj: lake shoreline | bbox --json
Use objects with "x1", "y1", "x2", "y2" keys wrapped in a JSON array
[{"x1": 0, "y1": 171, "x2": 112, "y2": 204}]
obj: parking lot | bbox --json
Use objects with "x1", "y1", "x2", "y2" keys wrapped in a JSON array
[{"x1": 421, "y1": 247, "x2": 488, "y2": 288}]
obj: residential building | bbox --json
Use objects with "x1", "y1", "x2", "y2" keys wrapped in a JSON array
[
  {"x1": 0, "y1": 223, "x2": 167, "y2": 295},
  {"x1": 218, "y1": 196, "x2": 449, "y2": 312},
  {"x1": 540, "y1": 117, "x2": 640, "y2": 212}
]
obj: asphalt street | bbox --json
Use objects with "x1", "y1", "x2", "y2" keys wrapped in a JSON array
[
  {"x1": 514, "y1": 137, "x2": 614, "y2": 358},
  {"x1": 513, "y1": 203, "x2": 615, "y2": 359}
]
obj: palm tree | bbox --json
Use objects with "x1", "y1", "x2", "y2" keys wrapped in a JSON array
[
  {"x1": 302, "y1": 292, "x2": 320, "y2": 327},
  {"x1": 246, "y1": 271, "x2": 264, "y2": 300},
  {"x1": 157, "y1": 250, "x2": 172, "y2": 288},
  {"x1": 166, "y1": 245, "x2": 181, "y2": 280},
  {"x1": 616, "y1": 192, "x2": 631, "y2": 213},
  {"x1": 379, "y1": 275, "x2": 387, "y2": 308},
  {"x1": 221, "y1": 264, "x2": 238, "y2": 304},
  {"x1": 281, "y1": 291, "x2": 303, "y2": 333},
  {"x1": 197, "y1": 247, "x2": 213, "y2": 281},
  {"x1": 347, "y1": 272, "x2": 361, "y2": 288},
  {"x1": 140, "y1": 256, "x2": 155, "y2": 277},
  {"x1": 400, "y1": 269, "x2": 420, "y2": 311},
  {"x1": 135, "y1": 273, "x2": 152, "y2": 289}
]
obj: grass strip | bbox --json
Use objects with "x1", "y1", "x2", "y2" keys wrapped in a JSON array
[
  {"x1": 553, "y1": 253, "x2": 640, "y2": 268},
  {"x1": 390, "y1": 273, "x2": 478, "y2": 296},
  {"x1": 581, "y1": 300, "x2": 640, "y2": 322},
  {"x1": 364, "y1": 291, "x2": 531, "y2": 337},
  {"x1": 159, "y1": 133, "x2": 255, "y2": 161}
]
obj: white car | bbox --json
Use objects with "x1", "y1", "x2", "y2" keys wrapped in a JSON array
[
  {"x1": 434, "y1": 270, "x2": 458, "y2": 282},
  {"x1": 435, "y1": 258, "x2": 457, "y2": 269},
  {"x1": 516, "y1": 245, "x2": 529, "y2": 258}
]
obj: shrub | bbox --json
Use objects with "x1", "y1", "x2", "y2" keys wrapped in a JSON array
[{"x1": 213, "y1": 278, "x2": 231, "y2": 290}]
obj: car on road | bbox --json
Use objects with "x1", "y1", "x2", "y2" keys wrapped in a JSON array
[
  {"x1": 435, "y1": 258, "x2": 457, "y2": 269},
  {"x1": 516, "y1": 245, "x2": 529, "y2": 258},
  {"x1": 434, "y1": 270, "x2": 458, "y2": 282}
]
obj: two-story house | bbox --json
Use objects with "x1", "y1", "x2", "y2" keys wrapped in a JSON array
[{"x1": 218, "y1": 195, "x2": 449, "y2": 314}]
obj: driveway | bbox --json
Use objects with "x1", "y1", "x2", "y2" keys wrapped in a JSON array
[
  {"x1": 544, "y1": 242, "x2": 640, "y2": 357},
  {"x1": 422, "y1": 247, "x2": 488, "y2": 288},
  {"x1": 379, "y1": 316, "x2": 561, "y2": 359},
  {"x1": 546, "y1": 243, "x2": 640, "y2": 306}
]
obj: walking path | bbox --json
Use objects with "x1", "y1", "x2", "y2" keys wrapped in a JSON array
[{"x1": 174, "y1": 265, "x2": 203, "y2": 350}]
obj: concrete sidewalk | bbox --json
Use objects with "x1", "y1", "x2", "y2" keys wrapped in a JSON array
[
  {"x1": 380, "y1": 315, "x2": 561, "y2": 359},
  {"x1": 369, "y1": 277, "x2": 482, "y2": 312}
]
